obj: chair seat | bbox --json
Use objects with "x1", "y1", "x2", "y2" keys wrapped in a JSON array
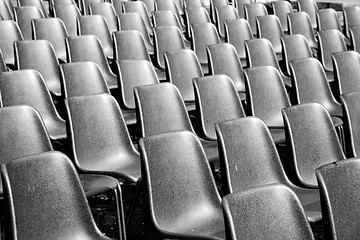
[
  {"x1": 47, "y1": 119, "x2": 67, "y2": 140},
  {"x1": 269, "y1": 128, "x2": 286, "y2": 144},
  {"x1": 122, "y1": 109, "x2": 137, "y2": 125},
  {"x1": 80, "y1": 173, "x2": 119, "y2": 197},
  {"x1": 200, "y1": 138, "x2": 219, "y2": 163}
]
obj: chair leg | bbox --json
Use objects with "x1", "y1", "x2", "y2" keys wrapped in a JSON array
[
  {"x1": 114, "y1": 185, "x2": 127, "y2": 240},
  {"x1": 125, "y1": 179, "x2": 142, "y2": 228}
]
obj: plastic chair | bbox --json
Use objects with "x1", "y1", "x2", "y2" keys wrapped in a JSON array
[
  {"x1": 281, "y1": 34, "x2": 313, "y2": 76},
  {"x1": 209, "y1": 0, "x2": 228, "y2": 24},
  {"x1": 316, "y1": 8, "x2": 342, "y2": 32},
  {"x1": 256, "y1": 14, "x2": 284, "y2": 59},
  {"x1": 0, "y1": 0, "x2": 13, "y2": 20},
  {"x1": 139, "y1": 130, "x2": 225, "y2": 239},
  {"x1": 0, "y1": 70, "x2": 66, "y2": 142},
  {"x1": 297, "y1": 0, "x2": 318, "y2": 29},
  {"x1": 89, "y1": 2, "x2": 118, "y2": 33},
  {"x1": 112, "y1": 0, "x2": 127, "y2": 14},
  {"x1": 332, "y1": 51, "x2": 360, "y2": 99},
  {"x1": 17, "y1": 0, "x2": 48, "y2": 17},
  {"x1": 184, "y1": 6, "x2": 211, "y2": 39},
  {"x1": 140, "y1": 0, "x2": 155, "y2": 15},
  {"x1": 31, "y1": 17, "x2": 68, "y2": 63},
  {"x1": 0, "y1": 20, "x2": 23, "y2": 68},
  {"x1": 288, "y1": 11, "x2": 318, "y2": 50},
  {"x1": 190, "y1": 22, "x2": 221, "y2": 75},
  {"x1": 244, "y1": 3, "x2": 268, "y2": 35},
  {"x1": 214, "y1": 5, "x2": 239, "y2": 39},
  {"x1": 1, "y1": 151, "x2": 117, "y2": 240},
  {"x1": 122, "y1": 1, "x2": 153, "y2": 37},
  {"x1": 153, "y1": 26, "x2": 186, "y2": 70},
  {"x1": 316, "y1": 29, "x2": 347, "y2": 81},
  {"x1": 154, "y1": 0, "x2": 183, "y2": 25},
  {"x1": 79, "y1": 0, "x2": 102, "y2": 15},
  {"x1": 59, "y1": 61, "x2": 110, "y2": 99},
  {"x1": 193, "y1": 74, "x2": 245, "y2": 141},
  {"x1": 0, "y1": 49, "x2": 7, "y2": 73},
  {"x1": 215, "y1": 116, "x2": 322, "y2": 222},
  {"x1": 13, "y1": 6, "x2": 44, "y2": 40},
  {"x1": 234, "y1": 0, "x2": 251, "y2": 19},
  {"x1": 53, "y1": 4, "x2": 81, "y2": 36},
  {"x1": 134, "y1": 82, "x2": 219, "y2": 163},
  {"x1": 350, "y1": 25, "x2": 360, "y2": 54},
  {"x1": 343, "y1": 6, "x2": 360, "y2": 39},
  {"x1": 152, "y1": 9, "x2": 185, "y2": 33},
  {"x1": 282, "y1": 103, "x2": 346, "y2": 188},
  {"x1": 289, "y1": 57, "x2": 343, "y2": 118},
  {"x1": 224, "y1": 18, "x2": 253, "y2": 67},
  {"x1": 183, "y1": 0, "x2": 205, "y2": 9},
  {"x1": 116, "y1": 59, "x2": 159, "y2": 111},
  {"x1": 117, "y1": 12, "x2": 154, "y2": 55},
  {"x1": 340, "y1": 92, "x2": 360, "y2": 158},
  {"x1": 244, "y1": 66, "x2": 291, "y2": 144},
  {"x1": 164, "y1": 48, "x2": 203, "y2": 111},
  {"x1": 65, "y1": 35, "x2": 118, "y2": 90},
  {"x1": 77, "y1": 15, "x2": 114, "y2": 60},
  {"x1": 206, "y1": 43, "x2": 246, "y2": 100},
  {"x1": 14, "y1": 39, "x2": 62, "y2": 98},
  {"x1": 49, "y1": 0, "x2": 75, "y2": 16},
  {"x1": 65, "y1": 93, "x2": 142, "y2": 224},
  {"x1": 271, "y1": 0, "x2": 293, "y2": 33},
  {"x1": 245, "y1": 38, "x2": 291, "y2": 88},
  {"x1": 222, "y1": 184, "x2": 315, "y2": 240},
  {"x1": 316, "y1": 158, "x2": 360, "y2": 240}
]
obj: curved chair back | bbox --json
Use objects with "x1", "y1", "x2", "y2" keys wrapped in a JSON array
[
  {"x1": 287, "y1": 11, "x2": 318, "y2": 49},
  {"x1": 122, "y1": 1, "x2": 152, "y2": 36},
  {"x1": 297, "y1": 0, "x2": 318, "y2": 29},
  {"x1": 215, "y1": 4, "x2": 239, "y2": 38},
  {"x1": 271, "y1": 0, "x2": 293, "y2": 33},
  {"x1": 316, "y1": 8, "x2": 341, "y2": 32},
  {"x1": 0, "y1": 20, "x2": 23, "y2": 67},
  {"x1": 343, "y1": 6, "x2": 360, "y2": 38},
  {"x1": 222, "y1": 184, "x2": 314, "y2": 240},
  {"x1": 13, "y1": 6, "x2": 44, "y2": 40},
  {"x1": 256, "y1": 14, "x2": 283, "y2": 57},
  {"x1": 244, "y1": 2, "x2": 268, "y2": 35},
  {"x1": 184, "y1": 6, "x2": 211, "y2": 39},
  {"x1": 53, "y1": 4, "x2": 81, "y2": 36},
  {"x1": 89, "y1": 2, "x2": 118, "y2": 33}
]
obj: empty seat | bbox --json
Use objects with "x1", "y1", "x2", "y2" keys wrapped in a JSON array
[
  {"x1": 184, "y1": 6, "x2": 211, "y2": 39},
  {"x1": 13, "y1": 6, "x2": 44, "y2": 40},
  {"x1": 297, "y1": 0, "x2": 318, "y2": 29},
  {"x1": 31, "y1": 17, "x2": 68, "y2": 63},
  {"x1": 89, "y1": 2, "x2": 118, "y2": 33},
  {"x1": 79, "y1": 0, "x2": 102, "y2": 15},
  {"x1": 234, "y1": 0, "x2": 251, "y2": 19},
  {"x1": 316, "y1": 8, "x2": 342, "y2": 32},
  {"x1": 288, "y1": 11, "x2": 318, "y2": 50},
  {"x1": 152, "y1": 9, "x2": 185, "y2": 33},
  {"x1": 14, "y1": 39, "x2": 62, "y2": 98},
  {"x1": 216, "y1": 116, "x2": 322, "y2": 222},
  {"x1": 53, "y1": 4, "x2": 81, "y2": 36},
  {"x1": 350, "y1": 25, "x2": 360, "y2": 54},
  {"x1": 343, "y1": 6, "x2": 360, "y2": 39},
  {"x1": 0, "y1": 20, "x2": 23, "y2": 68},
  {"x1": 244, "y1": 3, "x2": 268, "y2": 35},
  {"x1": 222, "y1": 184, "x2": 315, "y2": 240},
  {"x1": 0, "y1": 0, "x2": 13, "y2": 20},
  {"x1": 209, "y1": 0, "x2": 229, "y2": 24},
  {"x1": 122, "y1": 1, "x2": 153, "y2": 36},
  {"x1": 271, "y1": 0, "x2": 293, "y2": 33},
  {"x1": 139, "y1": 130, "x2": 225, "y2": 239},
  {"x1": 282, "y1": 103, "x2": 346, "y2": 188},
  {"x1": 215, "y1": 4, "x2": 239, "y2": 39},
  {"x1": 154, "y1": 0, "x2": 183, "y2": 26}
]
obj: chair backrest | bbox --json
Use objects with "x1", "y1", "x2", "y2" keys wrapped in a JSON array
[
  {"x1": 13, "y1": 6, "x2": 44, "y2": 40},
  {"x1": 18, "y1": 0, "x2": 48, "y2": 17},
  {"x1": 224, "y1": 18, "x2": 253, "y2": 64},
  {"x1": 122, "y1": 1, "x2": 152, "y2": 36},
  {"x1": 0, "y1": 70, "x2": 66, "y2": 140},
  {"x1": 153, "y1": 26, "x2": 186, "y2": 70},
  {"x1": 77, "y1": 15, "x2": 114, "y2": 60},
  {"x1": 281, "y1": 34, "x2": 312, "y2": 76},
  {"x1": 89, "y1": 2, "x2": 118, "y2": 33},
  {"x1": 234, "y1": 0, "x2": 251, "y2": 19},
  {"x1": 289, "y1": 57, "x2": 342, "y2": 117},
  {"x1": 53, "y1": 4, "x2": 81, "y2": 36},
  {"x1": 316, "y1": 158, "x2": 360, "y2": 240},
  {"x1": 59, "y1": 61, "x2": 110, "y2": 98},
  {"x1": 117, "y1": 12, "x2": 154, "y2": 55},
  {"x1": 244, "y1": 66, "x2": 290, "y2": 128},
  {"x1": 332, "y1": 51, "x2": 360, "y2": 97},
  {"x1": 0, "y1": 49, "x2": 7, "y2": 73},
  {"x1": 209, "y1": 0, "x2": 228, "y2": 24},
  {"x1": 184, "y1": 7, "x2": 211, "y2": 39},
  {"x1": 66, "y1": 35, "x2": 117, "y2": 90},
  {"x1": 0, "y1": 0, "x2": 13, "y2": 20},
  {"x1": 271, "y1": 0, "x2": 293, "y2": 33},
  {"x1": 1, "y1": 151, "x2": 112, "y2": 240},
  {"x1": 215, "y1": 4, "x2": 239, "y2": 38},
  {"x1": 14, "y1": 39, "x2": 62, "y2": 97},
  {"x1": 340, "y1": 92, "x2": 360, "y2": 158},
  {"x1": 287, "y1": 11, "x2": 318, "y2": 49},
  {"x1": 222, "y1": 184, "x2": 314, "y2": 240},
  {"x1": 215, "y1": 116, "x2": 291, "y2": 194},
  {"x1": 256, "y1": 14, "x2": 283, "y2": 55},
  {"x1": 79, "y1": 0, "x2": 102, "y2": 15},
  {"x1": 183, "y1": 0, "x2": 205, "y2": 9},
  {"x1": 190, "y1": 22, "x2": 221, "y2": 64},
  {"x1": 154, "y1": 0, "x2": 182, "y2": 22},
  {"x1": 113, "y1": 29, "x2": 151, "y2": 61},
  {"x1": 316, "y1": 8, "x2": 341, "y2": 32},
  {"x1": 317, "y1": 29, "x2": 347, "y2": 72},
  {"x1": 152, "y1": 9, "x2": 183, "y2": 30},
  {"x1": 138, "y1": 130, "x2": 224, "y2": 239},
  {"x1": 50, "y1": 0, "x2": 76, "y2": 15},
  {"x1": 350, "y1": 25, "x2": 360, "y2": 54},
  {"x1": 65, "y1": 93, "x2": 139, "y2": 181},
  {"x1": 244, "y1": 3, "x2": 268, "y2": 34},
  {"x1": 297, "y1": 0, "x2": 318, "y2": 29},
  {"x1": 0, "y1": 20, "x2": 23, "y2": 67},
  {"x1": 282, "y1": 103, "x2": 345, "y2": 188},
  {"x1": 343, "y1": 6, "x2": 360, "y2": 38},
  {"x1": 193, "y1": 74, "x2": 245, "y2": 140},
  {"x1": 164, "y1": 48, "x2": 203, "y2": 103},
  {"x1": 134, "y1": 82, "x2": 194, "y2": 137},
  {"x1": 140, "y1": 0, "x2": 155, "y2": 14},
  {"x1": 112, "y1": 0, "x2": 126, "y2": 14},
  {"x1": 206, "y1": 43, "x2": 245, "y2": 94},
  {"x1": 116, "y1": 59, "x2": 159, "y2": 110},
  {"x1": 31, "y1": 17, "x2": 69, "y2": 63}
]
